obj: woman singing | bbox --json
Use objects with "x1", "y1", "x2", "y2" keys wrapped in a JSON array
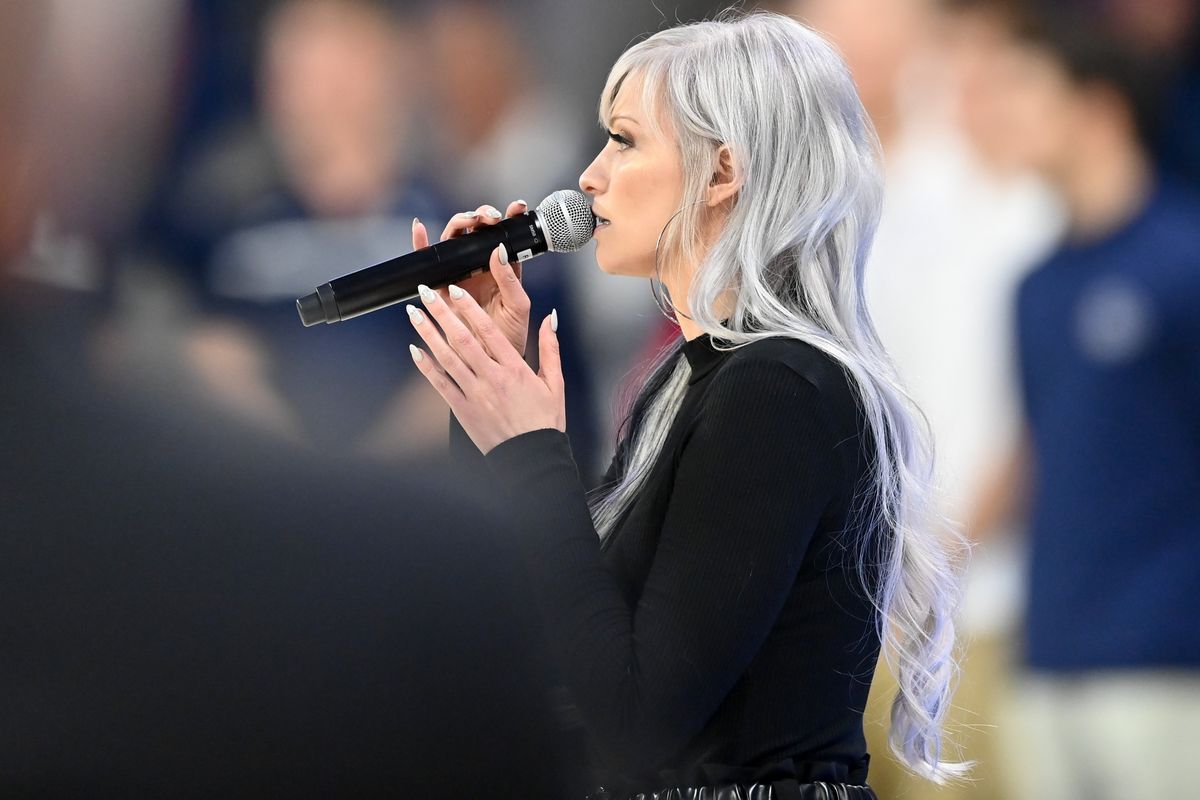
[{"x1": 404, "y1": 10, "x2": 966, "y2": 799}]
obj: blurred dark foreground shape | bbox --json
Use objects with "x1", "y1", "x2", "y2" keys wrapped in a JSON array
[{"x1": 0, "y1": 297, "x2": 580, "y2": 798}]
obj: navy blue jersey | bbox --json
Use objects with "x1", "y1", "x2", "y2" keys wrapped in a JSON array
[{"x1": 1016, "y1": 178, "x2": 1200, "y2": 670}]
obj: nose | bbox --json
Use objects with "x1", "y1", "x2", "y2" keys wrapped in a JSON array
[{"x1": 578, "y1": 148, "x2": 607, "y2": 196}]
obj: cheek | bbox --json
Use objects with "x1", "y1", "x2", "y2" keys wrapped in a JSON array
[
  {"x1": 973, "y1": 71, "x2": 1061, "y2": 170},
  {"x1": 1017, "y1": 88, "x2": 1074, "y2": 165},
  {"x1": 614, "y1": 157, "x2": 685, "y2": 238},
  {"x1": 613, "y1": 158, "x2": 674, "y2": 209},
  {"x1": 594, "y1": 150, "x2": 686, "y2": 276},
  {"x1": 958, "y1": 80, "x2": 1010, "y2": 162}
]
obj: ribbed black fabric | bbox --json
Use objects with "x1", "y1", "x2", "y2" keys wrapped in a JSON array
[{"x1": 454, "y1": 334, "x2": 883, "y2": 794}]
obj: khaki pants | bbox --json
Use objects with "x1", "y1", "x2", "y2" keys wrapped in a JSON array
[
  {"x1": 864, "y1": 631, "x2": 1013, "y2": 800},
  {"x1": 998, "y1": 671, "x2": 1200, "y2": 800},
  {"x1": 867, "y1": 642, "x2": 1200, "y2": 800}
]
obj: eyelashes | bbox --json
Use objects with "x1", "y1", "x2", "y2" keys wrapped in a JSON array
[{"x1": 606, "y1": 129, "x2": 633, "y2": 150}]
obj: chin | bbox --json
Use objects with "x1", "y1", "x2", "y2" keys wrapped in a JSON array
[
  {"x1": 595, "y1": 252, "x2": 653, "y2": 279},
  {"x1": 594, "y1": 255, "x2": 628, "y2": 277}
]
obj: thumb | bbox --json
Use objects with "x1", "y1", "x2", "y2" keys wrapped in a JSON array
[{"x1": 537, "y1": 308, "x2": 563, "y2": 393}]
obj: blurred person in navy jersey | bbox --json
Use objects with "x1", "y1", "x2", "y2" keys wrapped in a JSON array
[
  {"x1": 957, "y1": 2, "x2": 1200, "y2": 797},
  {"x1": 169, "y1": 0, "x2": 452, "y2": 457}
]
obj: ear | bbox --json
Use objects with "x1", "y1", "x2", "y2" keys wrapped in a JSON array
[{"x1": 705, "y1": 143, "x2": 740, "y2": 208}]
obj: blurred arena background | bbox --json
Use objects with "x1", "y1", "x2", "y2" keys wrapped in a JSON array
[{"x1": 2, "y1": 1, "x2": 1197, "y2": 798}]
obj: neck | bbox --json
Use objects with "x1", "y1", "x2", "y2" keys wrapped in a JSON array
[
  {"x1": 659, "y1": 268, "x2": 700, "y2": 341},
  {"x1": 1057, "y1": 136, "x2": 1153, "y2": 243},
  {"x1": 662, "y1": 268, "x2": 737, "y2": 343},
  {"x1": 677, "y1": 316, "x2": 704, "y2": 342},
  {"x1": 662, "y1": 204, "x2": 741, "y2": 342}
]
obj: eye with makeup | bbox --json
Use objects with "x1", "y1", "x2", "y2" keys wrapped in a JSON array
[{"x1": 606, "y1": 128, "x2": 634, "y2": 151}]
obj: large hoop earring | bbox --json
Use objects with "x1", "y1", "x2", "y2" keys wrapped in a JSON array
[{"x1": 650, "y1": 199, "x2": 707, "y2": 325}]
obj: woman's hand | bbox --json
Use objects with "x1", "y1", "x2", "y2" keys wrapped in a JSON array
[
  {"x1": 411, "y1": 200, "x2": 531, "y2": 357},
  {"x1": 406, "y1": 274, "x2": 564, "y2": 455}
]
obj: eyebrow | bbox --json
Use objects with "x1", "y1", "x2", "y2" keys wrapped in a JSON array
[{"x1": 607, "y1": 114, "x2": 640, "y2": 126}]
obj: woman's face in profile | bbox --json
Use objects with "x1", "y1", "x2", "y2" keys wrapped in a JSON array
[{"x1": 579, "y1": 76, "x2": 686, "y2": 279}]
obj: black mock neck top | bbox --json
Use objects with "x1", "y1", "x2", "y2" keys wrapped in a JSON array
[{"x1": 453, "y1": 332, "x2": 883, "y2": 796}]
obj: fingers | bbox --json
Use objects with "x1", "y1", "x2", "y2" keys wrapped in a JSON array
[
  {"x1": 412, "y1": 216, "x2": 430, "y2": 251},
  {"x1": 501, "y1": 199, "x2": 527, "y2": 282},
  {"x1": 438, "y1": 200, "x2": 527, "y2": 242},
  {"x1": 409, "y1": 284, "x2": 498, "y2": 383},
  {"x1": 537, "y1": 308, "x2": 564, "y2": 395},
  {"x1": 445, "y1": 276, "x2": 524, "y2": 368},
  {"x1": 438, "y1": 204, "x2": 499, "y2": 242},
  {"x1": 432, "y1": 200, "x2": 527, "y2": 297},
  {"x1": 407, "y1": 343, "x2": 466, "y2": 408},
  {"x1": 439, "y1": 210, "x2": 482, "y2": 242},
  {"x1": 488, "y1": 242, "x2": 529, "y2": 317}
]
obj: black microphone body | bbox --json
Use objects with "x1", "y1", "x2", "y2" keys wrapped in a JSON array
[{"x1": 297, "y1": 212, "x2": 550, "y2": 327}]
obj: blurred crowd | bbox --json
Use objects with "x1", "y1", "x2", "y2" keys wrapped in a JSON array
[{"x1": 2, "y1": 0, "x2": 1198, "y2": 798}]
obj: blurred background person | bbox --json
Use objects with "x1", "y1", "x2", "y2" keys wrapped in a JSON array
[
  {"x1": 960, "y1": 2, "x2": 1200, "y2": 798},
  {"x1": 782, "y1": 0, "x2": 1065, "y2": 796},
  {"x1": 2, "y1": 286, "x2": 578, "y2": 797},
  {"x1": 0, "y1": 2, "x2": 47, "y2": 268},
  {"x1": 173, "y1": 0, "x2": 451, "y2": 457},
  {"x1": 0, "y1": 6, "x2": 580, "y2": 796},
  {"x1": 3, "y1": 0, "x2": 185, "y2": 394}
]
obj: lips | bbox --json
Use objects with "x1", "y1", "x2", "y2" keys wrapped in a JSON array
[{"x1": 593, "y1": 209, "x2": 611, "y2": 228}]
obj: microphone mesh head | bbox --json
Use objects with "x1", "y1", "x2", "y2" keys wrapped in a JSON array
[{"x1": 536, "y1": 190, "x2": 596, "y2": 252}]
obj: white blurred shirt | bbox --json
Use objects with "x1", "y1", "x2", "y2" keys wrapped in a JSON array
[{"x1": 866, "y1": 115, "x2": 1065, "y2": 634}]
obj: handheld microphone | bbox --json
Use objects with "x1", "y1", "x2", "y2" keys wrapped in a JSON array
[{"x1": 296, "y1": 189, "x2": 595, "y2": 327}]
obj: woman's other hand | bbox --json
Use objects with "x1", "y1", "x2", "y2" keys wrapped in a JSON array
[
  {"x1": 411, "y1": 200, "x2": 531, "y2": 357},
  {"x1": 406, "y1": 281, "x2": 564, "y2": 454}
]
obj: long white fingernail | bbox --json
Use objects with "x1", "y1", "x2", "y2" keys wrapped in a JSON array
[
  {"x1": 409, "y1": 344, "x2": 423, "y2": 362},
  {"x1": 418, "y1": 284, "x2": 437, "y2": 303},
  {"x1": 406, "y1": 303, "x2": 424, "y2": 324},
  {"x1": 516, "y1": 199, "x2": 528, "y2": 208},
  {"x1": 551, "y1": 308, "x2": 558, "y2": 333},
  {"x1": 412, "y1": 216, "x2": 420, "y2": 229},
  {"x1": 497, "y1": 243, "x2": 509, "y2": 265},
  {"x1": 448, "y1": 284, "x2": 465, "y2": 300},
  {"x1": 485, "y1": 207, "x2": 502, "y2": 219}
]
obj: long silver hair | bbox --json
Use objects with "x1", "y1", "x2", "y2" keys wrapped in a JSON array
[{"x1": 586, "y1": 9, "x2": 969, "y2": 783}]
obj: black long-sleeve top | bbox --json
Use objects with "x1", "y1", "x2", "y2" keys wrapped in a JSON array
[{"x1": 452, "y1": 333, "x2": 883, "y2": 795}]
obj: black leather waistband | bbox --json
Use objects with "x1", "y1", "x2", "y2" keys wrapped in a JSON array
[
  {"x1": 587, "y1": 781, "x2": 878, "y2": 800},
  {"x1": 586, "y1": 754, "x2": 875, "y2": 800}
]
